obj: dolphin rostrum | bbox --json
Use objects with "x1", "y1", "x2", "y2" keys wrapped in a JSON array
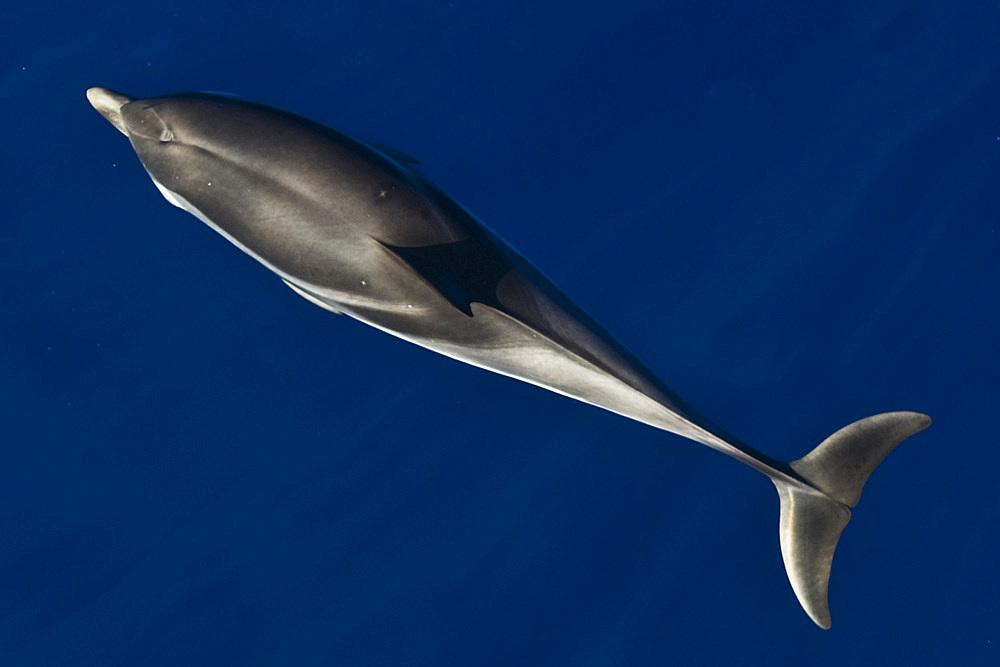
[{"x1": 86, "y1": 87, "x2": 930, "y2": 628}]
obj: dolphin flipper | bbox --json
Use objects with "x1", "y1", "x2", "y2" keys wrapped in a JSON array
[
  {"x1": 282, "y1": 279, "x2": 343, "y2": 314},
  {"x1": 773, "y1": 411, "x2": 932, "y2": 628}
]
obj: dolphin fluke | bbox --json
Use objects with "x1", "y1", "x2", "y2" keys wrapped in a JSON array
[{"x1": 773, "y1": 411, "x2": 932, "y2": 628}]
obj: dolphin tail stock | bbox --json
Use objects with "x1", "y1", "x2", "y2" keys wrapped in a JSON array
[{"x1": 770, "y1": 411, "x2": 931, "y2": 628}]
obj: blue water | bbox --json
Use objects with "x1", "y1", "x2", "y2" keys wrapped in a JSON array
[{"x1": 3, "y1": 1, "x2": 998, "y2": 664}]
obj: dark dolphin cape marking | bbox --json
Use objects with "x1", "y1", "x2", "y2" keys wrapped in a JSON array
[
  {"x1": 377, "y1": 238, "x2": 510, "y2": 317},
  {"x1": 86, "y1": 87, "x2": 930, "y2": 628}
]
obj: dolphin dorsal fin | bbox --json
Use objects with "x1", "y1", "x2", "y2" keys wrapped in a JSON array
[{"x1": 367, "y1": 141, "x2": 420, "y2": 164}]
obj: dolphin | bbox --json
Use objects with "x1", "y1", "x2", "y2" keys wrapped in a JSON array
[{"x1": 86, "y1": 87, "x2": 930, "y2": 628}]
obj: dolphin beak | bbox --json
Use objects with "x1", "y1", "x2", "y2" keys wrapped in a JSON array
[{"x1": 87, "y1": 87, "x2": 135, "y2": 136}]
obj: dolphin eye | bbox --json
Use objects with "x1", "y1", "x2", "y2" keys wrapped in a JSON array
[{"x1": 159, "y1": 129, "x2": 174, "y2": 143}]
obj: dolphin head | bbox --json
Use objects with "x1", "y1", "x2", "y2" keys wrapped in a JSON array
[
  {"x1": 86, "y1": 87, "x2": 336, "y2": 187},
  {"x1": 88, "y1": 87, "x2": 199, "y2": 150},
  {"x1": 87, "y1": 87, "x2": 232, "y2": 221},
  {"x1": 86, "y1": 87, "x2": 289, "y2": 220},
  {"x1": 87, "y1": 87, "x2": 217, "y2": 160},
  {"x1": 85, "y1": 86, "x2": 400, "y2": 287}
]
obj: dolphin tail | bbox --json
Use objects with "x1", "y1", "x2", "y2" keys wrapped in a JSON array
[{"x1": 771, "y1": 411, "x2": 931, "y2": 628}]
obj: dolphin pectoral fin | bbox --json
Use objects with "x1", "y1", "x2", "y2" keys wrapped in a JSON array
[
  {"x1": 773, "y1": 411, "x2": 931, "y2": 628},
  {"x1": 282, "y1": 279, "x2": 343, "y2": 314}
]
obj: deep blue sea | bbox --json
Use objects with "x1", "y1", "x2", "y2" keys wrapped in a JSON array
[{"x1": 3, "y1": 1, "x2": 998, "y2": 664}]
